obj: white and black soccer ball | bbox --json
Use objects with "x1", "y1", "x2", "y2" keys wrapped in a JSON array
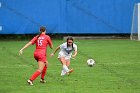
[{"x1": 87, "y1": 59, "x2": 95, "y2": 67}]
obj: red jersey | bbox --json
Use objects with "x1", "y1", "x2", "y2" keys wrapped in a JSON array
[{"x1": 30, "y1": 34, "x2": 52, "y2": 55}]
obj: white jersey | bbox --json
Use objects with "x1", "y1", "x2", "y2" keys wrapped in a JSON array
[{"x1": 58, "y1": 42, "x2": 77, "y2": 59}]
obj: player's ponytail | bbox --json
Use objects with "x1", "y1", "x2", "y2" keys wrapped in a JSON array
[{"x1": 37, "y1": 26, "x2": 46, "y2": 39}]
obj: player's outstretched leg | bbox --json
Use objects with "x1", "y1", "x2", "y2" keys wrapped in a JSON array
[
  {"x1": 27, "y1": 70, "x2": 41, "y2": 85},
  {"x1": 61, "y1": 68, "x2": 67, "y2": 76}
]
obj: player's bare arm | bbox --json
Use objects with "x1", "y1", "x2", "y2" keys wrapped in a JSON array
[
  {"x1": 19, "y1": 42, "x2": 32, "y2": 55},
  {"x1": 50, "y1": 46, "x2": 60, "y2": 57},
  {"x1": 72, "y1": 50, "x2": 77, "y2": 58},
  {"x1": 49, "y1": 44, "x2": 53, "y2": 49}
]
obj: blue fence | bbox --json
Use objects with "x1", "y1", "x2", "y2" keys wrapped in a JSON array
[{"x1": 0, "y1": 0, "x2": 139, "y2": 34}]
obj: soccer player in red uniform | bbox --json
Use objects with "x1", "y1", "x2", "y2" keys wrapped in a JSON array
[{"x1": 19, "y1": 26, "x2": 53, "y2": 85}]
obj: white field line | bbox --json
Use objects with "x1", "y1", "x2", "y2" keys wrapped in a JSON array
[
  {"x1": 0, "y1": 65, "x2": 31, "y2": 68},
  {"x1": 98, "y1": 62, "x2": 140, "y2": 65}
]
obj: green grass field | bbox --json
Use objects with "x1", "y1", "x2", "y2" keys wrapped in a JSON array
[{"x1": 0, "y1": 39, "x2": 140, "y2": 93}]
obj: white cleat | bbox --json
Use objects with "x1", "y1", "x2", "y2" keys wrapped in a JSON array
[
  {"x1": 27, "y1": 80, "x2": 33, "y2": 86},
  {"x1": 61, "y1": 73, "x2": 66, "y2": 76}
]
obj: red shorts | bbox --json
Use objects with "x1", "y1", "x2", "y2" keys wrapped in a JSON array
[{"x1": 34, "y1": 53, "x2": 47, "y2": 63}]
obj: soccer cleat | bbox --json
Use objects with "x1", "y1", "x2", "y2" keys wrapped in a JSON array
[
  {"x1": 27, "y1": 80, "x2": 33, "y2": 85},
  {"x1": 40, "y1": 79, "x2": 46, "y2": 83},
  {"x1": 67, "y1": 68, "x2": 74, "y2": 75},
  {"x1": 61, "y1": 73, "x2": 66, "y2": 76}
]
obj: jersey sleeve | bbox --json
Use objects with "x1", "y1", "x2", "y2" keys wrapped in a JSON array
[
  {"x1": 59, "y1": 43, "x2": 65, "y2": 49},
  {"x1": 30, "y1": 36, "x2": 38, "y2": 45}
]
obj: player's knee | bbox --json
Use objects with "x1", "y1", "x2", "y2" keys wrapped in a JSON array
[{"x1": 37, "y1": 69, "x2": 42, "y2": 73}]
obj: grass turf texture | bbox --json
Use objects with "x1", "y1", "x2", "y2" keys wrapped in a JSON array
[{"x1": 0, "y1": 40, "x2": 140, "y2": 93}]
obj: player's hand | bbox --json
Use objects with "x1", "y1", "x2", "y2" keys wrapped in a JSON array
[
  {"x1": 19, "y1": 49, "x2": 23, "y2": 56},
  {"x1": 50, "y1": 53, "x2": 54, "y2": 57},
  {"x1": 72, "y1": 55, "x2": 76, "y2": 58}
]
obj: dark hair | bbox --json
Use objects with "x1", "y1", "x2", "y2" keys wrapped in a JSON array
[
  {"x1": 67, "y1": 36, "x2": 74, "y2": 49},
  {"x1": 37, "y1": 26, "x2": 46, "y2": 39},
  {"x1": 40, "y1": 26, "x2": 46, "y2": 32}
]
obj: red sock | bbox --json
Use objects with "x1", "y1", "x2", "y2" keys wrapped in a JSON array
[
  {"x1": 30, "y1": 70, "x2": 41, "y2": 81},
  {"x1": 41, "y1": 65, "x2": 47, "y2": 79}
]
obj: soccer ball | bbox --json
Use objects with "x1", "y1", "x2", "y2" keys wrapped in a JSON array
[{"x1": 87, "y1": 59, "x2": 95, "y2": 67}]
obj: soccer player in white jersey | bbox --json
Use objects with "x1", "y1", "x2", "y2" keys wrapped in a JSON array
[{"x1": 50, "y1": 37, "x2": 77, "y2": 76}]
